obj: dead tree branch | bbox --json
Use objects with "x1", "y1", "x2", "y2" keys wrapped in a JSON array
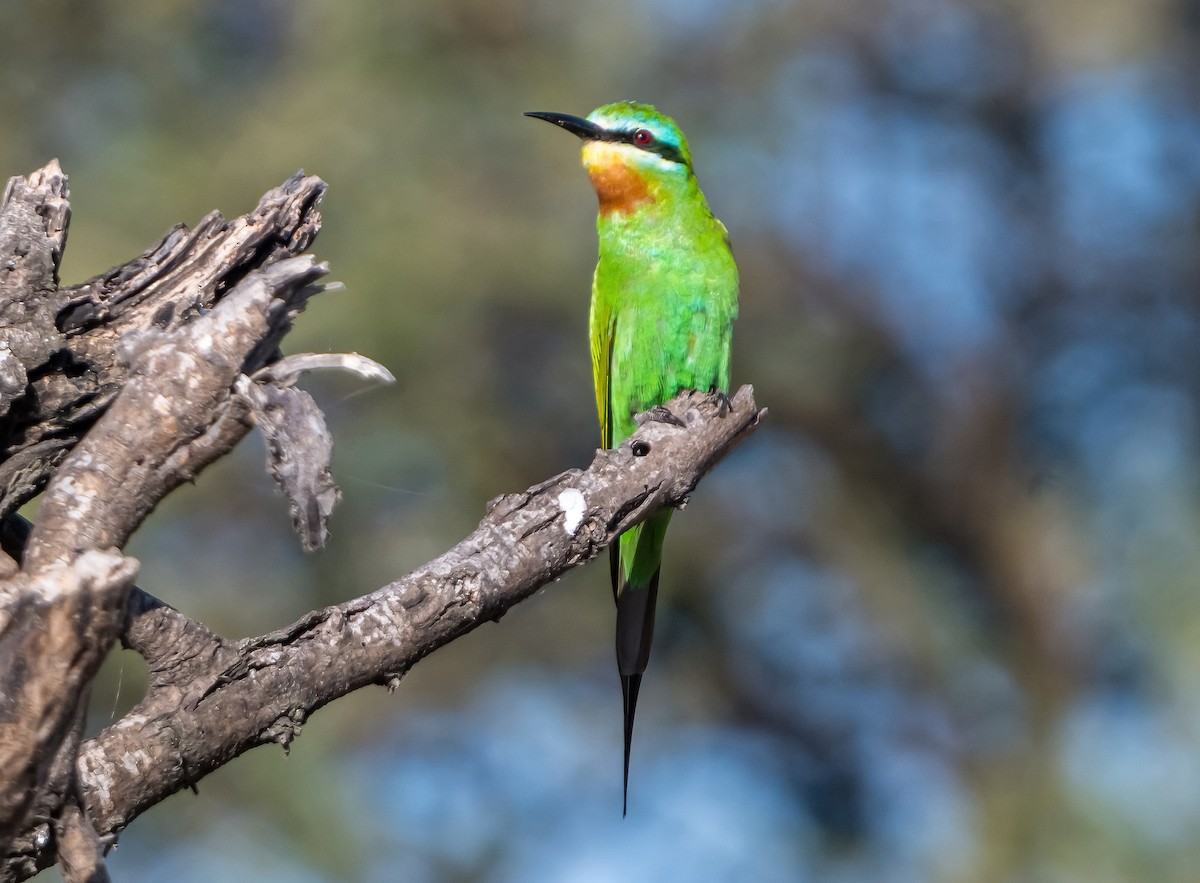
[{"x1": 0, "y1": 161, "x2": 763, "y2": 881}]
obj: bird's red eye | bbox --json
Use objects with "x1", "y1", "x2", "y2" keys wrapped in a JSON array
[{"x1": 633, "y1": 129, "x2": 654, "y2": 146}]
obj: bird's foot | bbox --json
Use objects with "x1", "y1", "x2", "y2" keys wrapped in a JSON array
[
  {"x1": 635, "y1": 404, "x2": 686, "y2": 428},
  {"x1": 714, "y1": 389, "x2": 732, "y2": 417}
]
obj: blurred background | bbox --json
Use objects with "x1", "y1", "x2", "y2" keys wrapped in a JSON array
[{"x1": 4, "y1": 0, "x2": 1200, "y2": 880}]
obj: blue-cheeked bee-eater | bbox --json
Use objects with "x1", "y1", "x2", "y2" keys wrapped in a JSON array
[{"x1": 527, "y1": 102, "x2": 738, "y2": 814}]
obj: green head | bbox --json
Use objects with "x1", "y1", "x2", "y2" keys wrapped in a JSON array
[{"x1": 526, "y1": 102, "x2": 696, "y2": 215}]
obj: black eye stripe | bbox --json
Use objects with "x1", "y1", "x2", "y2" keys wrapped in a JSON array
[
  {"x1": 599, "y1": 128, "x2": 687, "y2": 166},
  {"x1": 646, "y1": 141, "x2": 688, "y2": 165}
]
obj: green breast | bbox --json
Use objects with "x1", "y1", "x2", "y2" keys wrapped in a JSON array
[{"x1": 592, "y1": 187, "x2": 738, "y2": 443}]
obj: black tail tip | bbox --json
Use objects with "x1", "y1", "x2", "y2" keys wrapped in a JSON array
[{"x1": 621, "y1": 673, "x2": 642, "y2": 817}]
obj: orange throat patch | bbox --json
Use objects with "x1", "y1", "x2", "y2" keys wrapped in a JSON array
[{"x1": 583, "y1": 142, "x2": 655, "y2": 216}]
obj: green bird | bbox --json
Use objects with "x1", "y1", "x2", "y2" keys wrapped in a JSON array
[{"x1": 525, "y1": 102, "x2": 738, "y2": 813}]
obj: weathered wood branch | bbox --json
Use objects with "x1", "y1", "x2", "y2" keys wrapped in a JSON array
[
  {"x1": 27, "y1": 256, "x2": 331, "y2": 568},
  {"x1": 0, "y1": 551, "x2": 136, "y2": 856},
  {"x1": 0, "y1": 161, "x2": 764, "y2": 881},
  {"x1": 0, "y1": 163, "x2": 325, "y2": 520},
  {"x1": 0, "y1": 162, "x2": 336, "y2": 882},
  {"x1": 6, "y1": 386, "x2": 761, "y2": 879}
]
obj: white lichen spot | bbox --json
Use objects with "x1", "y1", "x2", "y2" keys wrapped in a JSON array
[{"x1": 557, "y1": 488, "x2": 586, "y2": 535}]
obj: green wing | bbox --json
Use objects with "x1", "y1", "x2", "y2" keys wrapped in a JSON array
[{"x1": 590, "y1": 268, "x2": 616, "y2": 450}]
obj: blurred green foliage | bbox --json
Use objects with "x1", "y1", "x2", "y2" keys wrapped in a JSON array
[{"x1": 7, "y1": 0, "x2": 1200, "y2": 881}]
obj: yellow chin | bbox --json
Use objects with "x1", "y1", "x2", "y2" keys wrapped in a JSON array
[{"x1": 581, "y1": 140, "x2": 641, "y2": 172}]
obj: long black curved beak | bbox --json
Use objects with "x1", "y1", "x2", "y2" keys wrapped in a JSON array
[{"x1": 524, "y1": 111, "x2": 605, "y2": 140}]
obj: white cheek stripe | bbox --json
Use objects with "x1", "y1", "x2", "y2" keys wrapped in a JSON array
[{"x1": 582, "y1": 140, "x2": 676, "y2": 173}]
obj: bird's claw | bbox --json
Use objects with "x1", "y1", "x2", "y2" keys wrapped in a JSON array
[
  {"x1": 714, "y1": 389, "x2": 732, "y2": 417},
  {"x1": 635, "y1": 404, "x2": 686, "y2": 428}
]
